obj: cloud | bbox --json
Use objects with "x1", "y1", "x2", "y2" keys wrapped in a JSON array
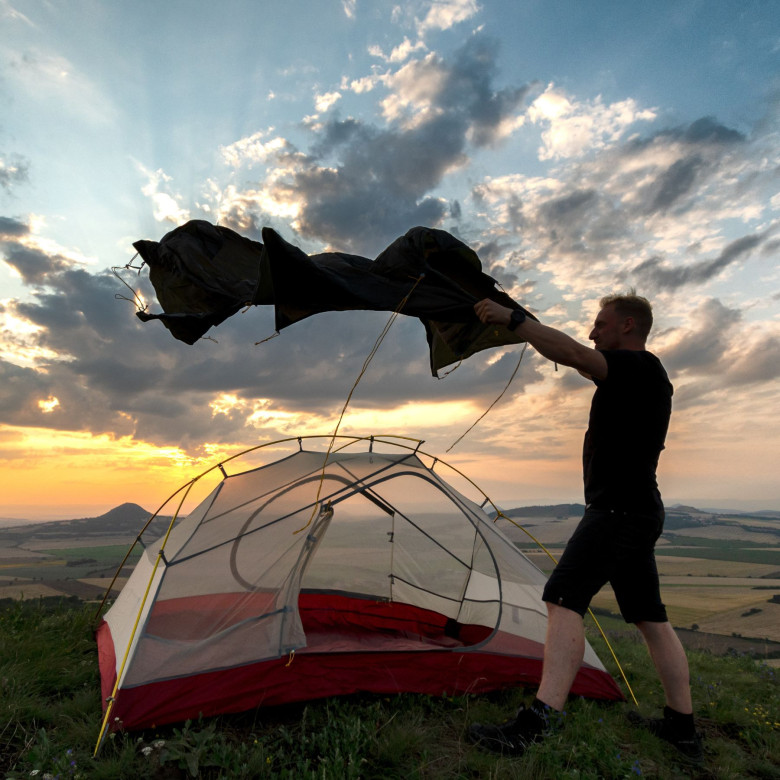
[
  {"x1": 471, "y1": 113, "x2": 773, "y2": 300},
  {"x1": 380, "y1": 36, "x2": 530, "y2": 145},
  {"x1": 634, "y1": 232, "x2": 767, "y2": 291},
  {"x1": 342, "y1": 0, "x2": 356, "y2": 19},
  {"x1": 369, "y1": 37, "x2": 428, "y2": 64},
  {"x1": 314, "y1": 91, "x2": 342, "y2": 113},
  {"x1": 219, "y1": 132, "x2": 290, "y2": 168},
  {"x1": 0, "y1": 216, "x2": 30, "y2": 238},
  {"x1": 1, "y1": 243, "x2": 71, "y2": 285},
  {"x1": 659, "y1": 298, "x2": 741, "y2": 375},
  {"x1": 137, "y1": 165, "x2": 191, "y2": 224},
  {"x1": 655, "y1": 297, "x2": 780, "y2": 408},
  {"x1": 0, "y1": 154, "x2": 30, "y2": 192},
  {"x1": 528, "y1": 84, "x2": 657, "y2": 160},
  {"x1": 212, "y1": 35, "x2": 531, "y2": 253},
  {"x1": 0, "y1": 222, "x2": 80, "y2": 286},
  {"x1": 0, "y1": 214, "x2": 546, "y2": 453},
  {"x1": 416, "y1": 0, "x2": 481, "y2": 36}
]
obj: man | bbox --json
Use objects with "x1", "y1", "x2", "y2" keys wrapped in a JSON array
[{"x1": 469, "y1": 293, "x2": 702, "y2": 765}]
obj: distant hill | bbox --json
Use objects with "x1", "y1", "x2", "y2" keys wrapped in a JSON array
[
  {"x1": 0, "y1": 503, "x2": 173, "y2": 546},
  {"x1": 87, "y1": 502, "x2": 153, "y2": 526}
]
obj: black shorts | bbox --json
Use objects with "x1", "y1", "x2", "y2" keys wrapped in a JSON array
[{"x1": 541, "y1": 508, "x2": 668, "y2": 623}]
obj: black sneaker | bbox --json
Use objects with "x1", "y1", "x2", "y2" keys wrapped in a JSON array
[
  {"x1": 468, "y1": 706, "x2": 546, "y2": 756},
  {"x1": 626, "y1": 710, "x2": 704, "y2": 766}
]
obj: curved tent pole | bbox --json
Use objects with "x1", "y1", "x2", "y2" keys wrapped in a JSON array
[{"x1": 94, "y1": 434, "x2": 426, "y2": 616}]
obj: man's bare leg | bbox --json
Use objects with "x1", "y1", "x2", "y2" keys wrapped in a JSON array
[
  {"x1": 536, "y1": 602, "x2": 586, "y2": 710},
  {"x1": 635, "y1": 620, "x2": 693, "y2": 713}
]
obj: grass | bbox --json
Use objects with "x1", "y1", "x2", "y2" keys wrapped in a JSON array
[{"x1": 0, "y1": 598, "x2": 778, "y2": 779}]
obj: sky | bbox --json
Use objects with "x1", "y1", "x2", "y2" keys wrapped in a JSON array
[{"x1": 1, "y1": 0, "x2": 779, "y2": 520}]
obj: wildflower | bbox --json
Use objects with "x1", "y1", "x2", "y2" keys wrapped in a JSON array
[
  {"x1": 152, "y1": 740, "x2": 166, "y2": 749},
  {"x1": 29, "y1": 772, "x2": 40, "y2": 777},
  {"x1": 141, "y1": 746, "x2": 153, "y2": 757}
]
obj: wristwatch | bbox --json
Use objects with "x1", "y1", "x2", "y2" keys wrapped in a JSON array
[{"x1": 507, "y1": 308, "x2": 527, "y2": 331}]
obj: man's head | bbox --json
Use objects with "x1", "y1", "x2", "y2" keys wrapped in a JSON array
[{"x1": 589, "y1": 292, "x2": 653, "y2": 351}]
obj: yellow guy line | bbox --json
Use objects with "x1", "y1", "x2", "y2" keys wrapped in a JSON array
[
  {"x1": 93, "y1": 476, "x2": 201, "y2": 755},
  {"x1": 494, "y1": 510, "x2": 639, "y2": 707},
  {"x1": 446, "y1": 343, "x2": 528, "y2": 453},
  {"x1": 295, "y1": 274, "x2": 426, "y2": 534}
]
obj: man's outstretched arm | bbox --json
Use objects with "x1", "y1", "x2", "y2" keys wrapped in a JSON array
[{"x1": 474, "y1": 299, "x2": 607, "y2": 379}]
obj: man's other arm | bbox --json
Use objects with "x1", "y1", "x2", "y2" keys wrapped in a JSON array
[{"x1": 474, "y1": 299, "x2": 607, "y2": 380}]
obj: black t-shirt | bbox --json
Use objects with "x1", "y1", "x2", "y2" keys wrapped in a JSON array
[{"x1": 583, "y1": 350, "x2": 673, "y2": 514}]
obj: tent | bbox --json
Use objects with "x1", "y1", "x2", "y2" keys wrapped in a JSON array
[
  {"x1": 131, "y1": 221, "x2": 537, "y2": 375},
  {"x1": 95, "y1": 437, "x2": 622, "y2": 738}
]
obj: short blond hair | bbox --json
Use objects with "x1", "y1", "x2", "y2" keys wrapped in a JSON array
[{"x1": 600, "y1": 290, "x2": 653, "y2": 339}]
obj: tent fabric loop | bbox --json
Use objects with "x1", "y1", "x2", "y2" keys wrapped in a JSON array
[{"x1": 111, "y1": 261, "x2": 148, "y2": 314}]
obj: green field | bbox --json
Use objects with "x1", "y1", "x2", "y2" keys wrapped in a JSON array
[
  {"x1": 40, "y1": 544, "x2": 142, "y2": 564},
  {"x1": 655, "y1": 546, "x2": 780, "y2": 566}
]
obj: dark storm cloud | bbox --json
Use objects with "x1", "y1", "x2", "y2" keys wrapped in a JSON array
[
  {"x1": 540, "y1": 189, "x2": 598, "y2": 225},
  {"x1": 0, "y1": 360, "x2": 51, "y2": 419},
  {"x1": 1, "y1": 243, "x2": 70, "y2": 284},
  {"x1": 633, "y1": 233, "x2": 765, "y2": 291},
  {"x1": 0, "y1": 228, "x2": 540, "y2": 451},
  {"x1": 0, "y1": 216, "x2": 30, "y2": 237},
  {"x1": 431, "y1": 35, "x2": 532, "y2": 148},
  {"x1": 659, "y1": 298, "x2": 780, "y2": 408},
  {"x1": 727, "y1": 334, "x2": 780, "y2": 386}
]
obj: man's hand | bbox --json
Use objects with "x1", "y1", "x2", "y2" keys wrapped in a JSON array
[
  {"x1": 474, "y1": 299, "x2": 513, "y2": 327},
  {"x1": 474, "y1": 298, "x2": 608, "y2": 379}
]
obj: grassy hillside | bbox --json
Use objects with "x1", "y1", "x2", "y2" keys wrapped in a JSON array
[{"x1": 1, "y1": 598, "x2": 778, "y2": 779}]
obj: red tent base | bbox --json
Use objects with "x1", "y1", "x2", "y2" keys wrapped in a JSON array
[{"x1": 97, "y1": 592, "x2": 623, "y2": 731}]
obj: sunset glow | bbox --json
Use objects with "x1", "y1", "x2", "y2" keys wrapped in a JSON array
[{"x1": 1, "y1": 1, "x2": 778, "y2": 520}]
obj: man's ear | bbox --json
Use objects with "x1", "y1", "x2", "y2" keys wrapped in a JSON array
[{"x1": 621, "y1": 316, "x2": 635, "y2": 334}]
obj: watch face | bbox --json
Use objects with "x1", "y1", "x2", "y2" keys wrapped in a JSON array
[{"x1": 510, "y1": 309, "x2": 525, "y2": 330}]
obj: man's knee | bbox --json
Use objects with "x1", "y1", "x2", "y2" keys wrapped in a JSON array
[{"x1": 545, "y1": 600, "x2": 586, "y2": 624}]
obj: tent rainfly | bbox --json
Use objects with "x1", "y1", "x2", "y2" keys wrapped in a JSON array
[{"x1": 95, "y1": 438, "x2": 622, "y2": 737}]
